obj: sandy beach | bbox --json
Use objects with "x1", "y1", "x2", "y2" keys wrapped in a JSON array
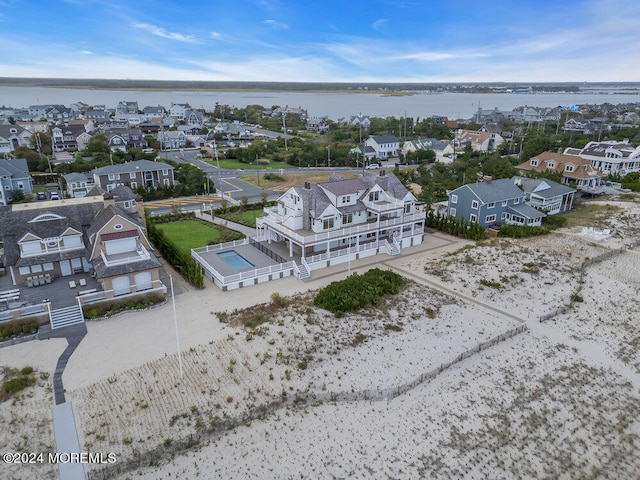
[{"x1": 1, "y1": 196, "x2": 640, "y2": 479}]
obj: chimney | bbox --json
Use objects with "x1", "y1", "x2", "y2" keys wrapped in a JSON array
[
  {"x1": 301, "y1": 182, "x2": 312, "y2": 231},
  {"x1": 483, "y1": 176, "x2": 492, "y2": 184}
]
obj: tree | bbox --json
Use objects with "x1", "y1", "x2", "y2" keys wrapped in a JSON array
[
  {"x1": 31, "y1": 132, "x2": 52, "y2": 155},
  {"x1": 85, "y1": 133, "x2": 110, "y2": 155}
]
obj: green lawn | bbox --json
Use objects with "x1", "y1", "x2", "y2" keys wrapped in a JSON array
[
  {"x1": 155, "y1": 220, "x2": 243, "y2": 254},
  {"x1": 216, "y1": 208, "x2": 264, "y2": 227},
  {"x1": 202, "y1": 157, "x2": 295, "y2": 171}
]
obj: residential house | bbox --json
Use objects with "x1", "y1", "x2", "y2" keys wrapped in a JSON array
[
  {"x1": 143, "y1": 105, "x2": 166, "y2": 119},
  {"x1": 364, "y1": 135, "x2": 400, "y2": 160},
  {"x1": 447, "y1": 177, "x2": 544, "y2": 228},
  {"x1": 28, "y1": 105, "x2": 52, "y2": 119},
  {"x1": 255, "y1": 172, "x2": 425, "y2": 265},
  {"x1": 116, "y1": 101, "x2": 139, "y2": 115},
  {"x1": 50, "y1": 125, "x2": 92, "y2": 152},
  {"x1": 306, "y1": 117, "x2": 330, "y2": 133},
  {"x1": 348, "y1": 114, "x2": 371, "y2": 130},
  {"x1": 68, "y1": 118, "x2": 96, "y2": 133},
  {"x1": 63, "y1": 172, "x2": 92, "y2": 198},
  {"x1": 562, "y1": 117, "x2": 606, "y2": 135},
  {"x1": 84, "y1": 109, "x2": 111, "y2": 122},
  {"x1": 105, "y1": 128, "x2": 147, "y2": 151},
  {"x1": 157, "y1": 130, "x2": 187, "y2": 149},
  {"x1": 0, "y1": 189, "x2": 164, "y2": 300},
  {"x1": 169, "y1": 103, "x2": 191, "y2": 121},
  {"x1": 0, "y1": 158, "x2": 33, "y2": 205},
  {"x1": 516, "y1": 151, "x2": 605, "y2": 192},
  {"x1": 0, "y1": 125, "x2": 33, "y2": 153},
  {"x1": 45, "y1": 105, "x2": 76, "y2": 123},
  {"x1": 17, "y1": 121, "x2": 49, "y2": 134},
  {"x1": 456, "y1": 129, "x2": 504, "y2": 153},
  {"x1": 513, "y1": 177, "x2": 575, "y2": 215},
  {"x1": 402, "y1": 138, "x2": 454, "y2": 158},
  {"x1": 564, "y1": 140, "x2": 640, "y2": 176},
  {"x1": 92, "y1": 160, "x2": 175, "y2": 192}
]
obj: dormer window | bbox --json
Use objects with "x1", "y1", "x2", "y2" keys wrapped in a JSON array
[
  {"x1": 530, "y1": 159, "x2": 538, "y2": 166},
  {"x1": 565, "y1": 165, "x2": 574, "y2": 172},
  {"x1": 548, "y1": 162, "x2": 555, "y2": 168}
]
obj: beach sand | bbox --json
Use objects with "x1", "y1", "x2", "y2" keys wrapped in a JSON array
[{"x1": 1, "y1": 197, "x2": 640, "y2": 479}]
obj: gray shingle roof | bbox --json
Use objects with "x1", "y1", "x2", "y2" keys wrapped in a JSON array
[
  {"x1": 92, "y1": 160, "x2": 172, "y2": 176},
  {"x1": 508, "y1": 203, "x2": 546, "y2": 219},
  {"x1": 455, "y1": 178, "x2": 524, "y2": 204}
]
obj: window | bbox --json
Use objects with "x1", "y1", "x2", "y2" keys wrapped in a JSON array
[
  {"x1": 450, "y1": 207, "x2": 457, "y2": 217},
  {"x1": 108, "y1": 173, "x2": 115, "y2": 180},
  {"x1": 343, "y1": 213, "x2": 353, "y2": 225},
  {"x1": 450, "y1": 194, "x2": 458, "y2": 204},
  {"x1": 130, "y1": 181, "x2": 137, "y2": 189},
  {"x1": 514, "y1": 198, "x2": 520, "y2": 204},
  {"x1": 485, "y1": 214, "x2": 496, "y2": 223},
  {"x1": 404, "y1": 204, "x2": 411, "y2": 214},
  {"x1": 502, "y1": 200, "x2": 508, "y2": 207},
  {"x1": 115, "y1": 174, "x2": 121, "y2": 180},
  {"x1": 341, "y1": 195, "x2": 350, "y2": 204},
  {"x1": 501, "y1": 212, "x2": 507, "y2": 220},
  {"x1": 531, "y1": 159, "x2": 538, "y2": 166},
  {"x1": 368, "y1": 191, "x2": 380, "y2": 202},
  {"x1": 469, "y1": 213, "x2": 477, "y2": 222},
  {"x1": 548, "y1": 162, "x2": 555, "y2": 169},
  {"x1": 162, "y1": 169, "x2": 169, "y2": 175},
  {"x1": 565, "y1": 165, "x2": 574, "y2": 172},
  {"x1": 130, "y1": 172, "x2": 136, "y2": 179},
  {"x1": 163, "y1": 179, "x2": 170, "y2": 186},
  {"x1": 471, "y1": 200, "x2": 479, "y2": 209},
  {"x1": 323, "y1": 218, "x2": 334, "y2": 230},
  {"x1": 487, "y1": 202, "x2": 495, "y2": 209}
]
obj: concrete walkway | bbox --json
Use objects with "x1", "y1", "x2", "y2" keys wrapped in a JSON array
[{"x1": 39, "y1": 323, "x2": 87, "y2": 405}]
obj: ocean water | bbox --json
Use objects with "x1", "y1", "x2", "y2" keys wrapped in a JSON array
[{"x1": 1, "y1": 85, "x2": 638, "y2": 121}]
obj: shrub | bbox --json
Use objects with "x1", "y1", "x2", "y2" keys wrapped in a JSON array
[
  {"x1": 83, "y1": 292, "x2": 165, "y2": 319},
  {"x1": 313, "y1": 268, "x2": 405, "y2": 317},
  {"x1": 0, "y1": 317, "x2": 40, "y2": 340},
  {"x1": 499, "y1": 224, "x2": 549, "y2": 238}
]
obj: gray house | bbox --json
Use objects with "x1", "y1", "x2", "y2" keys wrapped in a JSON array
[
  {"x1": 92, "y1": 160, "x2": 175, "y2": 192},
  {"x1": 447, "y1": 177, "x2": 544, "y2": 228},
  {"x1": 0, "y1": 158, "x2": 33, "y2": 205}
]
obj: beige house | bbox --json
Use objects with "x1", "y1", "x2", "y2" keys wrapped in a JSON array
[
  {"x1": 517, "y1": 151, "x2": 605, "y2": 192},
  {"x1": 455, "y1": 129, "x2": 504, "y2": 153}
]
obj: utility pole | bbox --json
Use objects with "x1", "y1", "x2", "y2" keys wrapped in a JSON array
[{"x1": 327, "y1": 145, "x2": 330, "y2": 168}]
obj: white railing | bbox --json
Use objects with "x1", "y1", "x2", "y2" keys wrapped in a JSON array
[
  {"x1": 21, "y1": 244, "x2": 85, "y2": 258},
  {"x1": 195, "y1": 252, "x2": 295, "y2": 287},
  {"x1": 101, "y1": 245, "x2": 151, "y2": 267},
  {"x1": 362, "y1": 197, "x2": 405, "y2": 213},
  {"x1": 305, "y1": 241, "x2": 378, "y2": 266},
  {"x1": 292, "y1": 261, "x2": 300, "y2": 278},
  {"x1": 78, "y1": 282, "x2": 167, "y2": 306},
  {"x1": 191, "y1": 238, "x2": 250, "y2": 254},
  {"x1": 259, "y1": 211, "x2": 426, "y2": 246},
  {"x1": 301, "y1": 256, "x2": 310, "y2": 273}
]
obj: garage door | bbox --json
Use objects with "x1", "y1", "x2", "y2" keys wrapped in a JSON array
[
  {"x1": 112, "y1": 276, "x2": 131, "y2": 296},
  {"x1": 134, "y1": 272, "x2": 152, "y2": 291}
]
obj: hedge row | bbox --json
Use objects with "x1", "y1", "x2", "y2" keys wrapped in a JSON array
[
  {"x1": 83, "y1": 292, "x2": 165, "y2": 319},
  {"x1": 313, "y1": 268, "x2": 405, "y2": 317},
  {"x1": 425, "y1": 211, "x2": 486, "y2": 240},
  {"x1": 0, "y1": 317, "x2": 39, "y2": 341}
]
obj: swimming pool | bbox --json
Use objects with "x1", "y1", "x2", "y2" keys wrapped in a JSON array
[{"x1": 217, "y1": 250, "x2": 255, "y2": 271}]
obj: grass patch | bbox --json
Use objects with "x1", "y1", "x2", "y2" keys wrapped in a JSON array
[
  {"x1": 1, "y1": 366, "x2": 37, "y2": 401},
  {"x1": 561, "y1": 201, "x2": 621, "y2": 229},
  {"x1": 216, "y1": 208, "x2": 264, "y2": 228},
  {"x1": 155, "y1": 220, "x2": 243, "y2": 254},
  {"x1": 203, "y1": 158, "x2": 295, "y2": 171}
]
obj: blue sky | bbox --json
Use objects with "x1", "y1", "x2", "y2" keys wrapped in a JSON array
[{"x1": 0, "y1": 0, "x2": 638, "y2": 82}]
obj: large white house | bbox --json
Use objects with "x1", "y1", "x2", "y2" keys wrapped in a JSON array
[
  {"x1": 564, "y1": 140, "x2": 640, "y2": 176},
  {"x1": 256, "y1": 172, "x2": 425, "y2": 276}
]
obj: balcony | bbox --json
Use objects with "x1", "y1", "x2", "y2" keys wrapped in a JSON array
[
  {"x1": 362, "y1": 196, "x2": 405, "y2": 214},
  {"x1": 21, "y1": 243, "x2": 85, "y2": 258},
  {"x1": 100, "y1": 244, "x2": 151, "y2": 267}
]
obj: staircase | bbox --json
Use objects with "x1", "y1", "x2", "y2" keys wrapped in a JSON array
[
  {"x1": 385, "y1": 238, "x2": 401, "y2": 256},
  {"x1": 50, "y1": 305, "x2": 85, "y2": 329},
  {"x1": 297, "y1": 261, "x2": 311, "y2": 281}
]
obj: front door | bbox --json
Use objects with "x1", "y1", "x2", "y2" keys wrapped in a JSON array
[{"x1": 60, "y1": 260, "x2": 72, "y2": 276}]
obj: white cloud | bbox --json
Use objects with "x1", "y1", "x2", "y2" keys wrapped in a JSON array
[
  {"x1": 264, "y1": 19, "x2": 288, "y2": 29},
  {"x1": 371, "y1": 19, "x2": 387, "y2": 33},
  {"x1": 79, "y1": 50, "x2": 93, "y2": 55},
  {"x1": 134, "y1": 23, "x2": 198, "y2": 43}
]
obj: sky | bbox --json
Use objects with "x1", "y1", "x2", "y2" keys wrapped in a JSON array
[{"x1": 0, "y1": 0, "x2": 638, "y2": 83}]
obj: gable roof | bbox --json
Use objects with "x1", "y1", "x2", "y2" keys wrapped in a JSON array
[
  {"x1": 515, "y1": 177, "x2": 576, "y2": 199},
  {"x1": 452, "y1": 178, "x2": 524, "y2": 204},
  {"x1": 92, "y1": 160, "x2": 173, "y2": 176}
]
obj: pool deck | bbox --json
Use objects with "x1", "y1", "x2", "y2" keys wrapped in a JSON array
[{"x1": 197, "y1": 244, "x2": 280, "y2": 277}]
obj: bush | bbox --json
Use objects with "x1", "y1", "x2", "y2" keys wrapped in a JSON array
[
  {"x1": 83, "y1": 292, "x2": 165, "y2": 319},
  {"x1": 0, "y1": 317, "x2": 39, "y2": 340},
  {"x1": 314, "y1": 268, "x2": 405, "y2": 317},
  {"x1": 499, "y1": 224, "x2": 549, "y2": 238}
]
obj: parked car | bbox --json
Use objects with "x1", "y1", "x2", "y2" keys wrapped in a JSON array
[
  {"x1": 366, "y1": 163, "x2": 380, "y2": 170},
  {"x1": 36, "y1": 192, "x2": 47, "y2": 200},
  {"x1": 49, "y1": 191, "x2": 60, "y2": 200}
]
